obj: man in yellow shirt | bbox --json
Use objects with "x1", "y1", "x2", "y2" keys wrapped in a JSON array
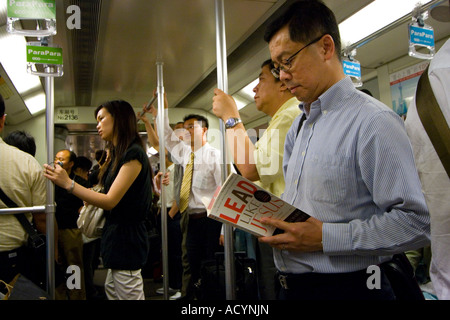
[
  {"x1": 212, "y1": 59, "x2": 301, "y2": 299},
  {"x1": 213, "y1": 59, "x2": 300, "y2": 195}
]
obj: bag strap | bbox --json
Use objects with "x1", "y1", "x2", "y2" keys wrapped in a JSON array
[
  {"x1": 0, "y1": 186, "x2": 44, "y2": 248},
  {"x1": 415, "y1": 66, "x2": 450, "y2": 177}
]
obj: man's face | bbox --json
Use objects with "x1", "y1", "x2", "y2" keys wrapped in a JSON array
[
  {"x1": 269, "y1": 25, "x2": 322, "y2": 104},
  {"x1": 253, "y1": 65, "x2": 280, "y2": 115},
  {"x1": 183, "y1": 118, "x2": 205, "y2": 147},
  {"x1": 55, "y1": 150, "x2": 73, "y2": 173}
]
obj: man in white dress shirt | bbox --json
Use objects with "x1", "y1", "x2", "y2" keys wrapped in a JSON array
[
  {"x1": 156, "y1": 99, "x2": 222, "y2": 300},
  {"x1": 405, "y1": 38, "x2": 450, "y2": 300}
]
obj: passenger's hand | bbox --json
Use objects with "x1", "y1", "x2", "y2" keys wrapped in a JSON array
[
  {"x1": 149, "y1": 105, "x2": 158, "y2": 118},
  {"x1": 152, "y1": 88, "x2": 169, "y2": 109},
  {"x1": 258, "y1": 216, "x2": 323, "y2": 252},
  {"x1": 43, "y1": 163, "x2": 72, "y2": 191},
  {"x1": 155, "y1": 171, "x2": 170, "y2": 187},
  {"x1": 212, "y1": 88, "x2": 240, "y2": 121},
  {"x1": 154, "y1": 171, "x2": 163, "y2": 190},
  {"x1": 137, "y1": 104, "x2": 151, "y2": 123},
  {"x1": 161, "y1": 172, "x2": 170, "y2": 186},
  {"x1": 168, "y1": 207, "x2": 178, "y2": 219}
]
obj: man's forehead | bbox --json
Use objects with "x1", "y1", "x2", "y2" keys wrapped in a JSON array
[
  {"x1": 185, "y1": 118, "x2": 201, "y2": 124},
  {"x1": 56, "y1": 150, "x2": 69, "y2": 158},
  {"x1": 269, "y1": 26, "x2": 294, "y2": 60}
]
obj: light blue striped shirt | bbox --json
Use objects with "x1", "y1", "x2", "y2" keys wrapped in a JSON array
[{"x1": 277, "y1": 77, "x2": 430, "y2": 274}]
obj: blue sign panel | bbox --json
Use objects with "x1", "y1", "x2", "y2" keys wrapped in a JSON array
[
  {"x1": 409, "y1": 25, "x2": 434, "y2": 47},
  {"x1": 343, "y1": 60, "x2": 361, "y2": 78}
]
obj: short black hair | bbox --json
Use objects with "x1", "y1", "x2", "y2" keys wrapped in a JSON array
[
  {"x1": 183, "y1": 114, "x2": 209, "y2": 129},
  {"x1": 261, "y1": 59, "x2": 280, "y2": 81},
  {"x1": 73, "y1": 156, "x2": 93, "y2": 172},
  {"x1": 264, "y1": 0, "x2": 341, "y2": 60},
  {"x1": 4, "y1": 130, "x2": 36, "y2": 157},
  {"x1": 0, "y1": 93, "x2": 5, "y2": 117}
]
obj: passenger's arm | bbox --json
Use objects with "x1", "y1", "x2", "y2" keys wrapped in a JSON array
[
  {"x1": 212, "y1": 88, "x2": 259, "y2": 181},
  {"x1": 44, "y1": 160, "x2": 142, "y2": 211},
  {"x1": 138, "y1": 106, "x2": 160, "y2": 152}
]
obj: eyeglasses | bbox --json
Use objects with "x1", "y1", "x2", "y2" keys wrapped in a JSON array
[{"x1": 271, "y1": 34, "x2": 326, "y2": 79}]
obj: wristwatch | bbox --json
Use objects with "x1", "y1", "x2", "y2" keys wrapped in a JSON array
[{"x1": 225, "y1": 117, "x2": 242, "y2": 129}]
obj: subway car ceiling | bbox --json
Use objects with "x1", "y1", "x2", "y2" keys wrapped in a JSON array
[{"x1": 1, "y1": 1, "x2": 450, "y2": 138}]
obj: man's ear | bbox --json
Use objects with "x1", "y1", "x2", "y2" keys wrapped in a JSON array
[
  {"x1": 321, "y1": 34, "x2": 336, "y2": 61},
  {"x1": 278, "y1": 80, "x2": 289, "y2": 93}
]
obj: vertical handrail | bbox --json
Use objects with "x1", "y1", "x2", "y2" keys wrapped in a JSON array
[
  {"x1": 156, "y1": 62, "x2": 169, "y2": 300},
  {"x1": 44, "y1": 64, "x2": 56, "y2": 300},
  {"x1": 215, "y1": 0, "x2": 235, "y2": 300}
]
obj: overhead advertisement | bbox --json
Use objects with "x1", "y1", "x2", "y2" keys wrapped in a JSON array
[
  {"x1": 389, "y1": 61, "x2": 429, "y2": 119},
  {"x1": 7, "y1": 0, "x2": 56, "y2": 19}
]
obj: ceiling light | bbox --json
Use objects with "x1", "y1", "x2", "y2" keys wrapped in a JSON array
[
  {"x1": 0, "y1": 28, "x2": 42, "y2": 95},
  {"x1": 239, "y1": 78, "x2": 258, "y2": 100},
  {"x1": 233, "y1": 94, "x2": 250, "y2": 110},
  {"x1": 339, "y1": 0, "x2": 433, "y2": 46},
  {"x1": 230, "y1": 78, "x2": 258, "y2": 111},
  {"x1": 24, "y1": 92, "x2": 46, "y2": 115}
]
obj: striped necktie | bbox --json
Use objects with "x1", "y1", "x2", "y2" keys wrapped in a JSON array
[{"x1": 179, "y1": 152, "x2": 194, "y2": 213}]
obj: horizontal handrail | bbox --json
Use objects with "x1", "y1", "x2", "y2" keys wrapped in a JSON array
[{"x1": 0, "y1": 206, "x2": 46, "y2": 215}]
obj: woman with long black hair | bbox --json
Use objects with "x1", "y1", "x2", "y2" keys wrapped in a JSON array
[{"x1": 44, "y1": 100, "x2": 152, "y2": 300}]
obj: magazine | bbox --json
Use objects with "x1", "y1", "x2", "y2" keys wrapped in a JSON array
[{"x1": 203, "y1": 173, "x2": 310, "y2": 237}]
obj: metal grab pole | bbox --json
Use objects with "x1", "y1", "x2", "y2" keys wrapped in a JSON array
[
  {"x1": 44, "y1": 64, "x2": 56, "y2": 300},
  {"x1": 0, "y1": 206, "x2": 46, "y2": 214},
  {"x1": 215, "y1": 0, "x2": 235, "y2": 300},
  {"x1": 156, "y1": 62, "x2": 169, "y2": 300}
]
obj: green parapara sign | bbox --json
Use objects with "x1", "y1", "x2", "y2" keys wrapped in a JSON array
[
  {"x1": 7, "y1": 0, "x2": 56, "y2": 20},
  {"x1": 27, "y1": 45, "x2": 63, "y2": 65}
]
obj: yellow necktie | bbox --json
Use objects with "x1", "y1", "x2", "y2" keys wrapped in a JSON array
[{"x1": 179, "y1": 152, "x2": 194, "y2": 213}]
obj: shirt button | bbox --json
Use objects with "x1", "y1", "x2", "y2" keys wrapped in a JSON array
[{"x1": 301, "y1": 151, "x2": 305, "y2": 156}]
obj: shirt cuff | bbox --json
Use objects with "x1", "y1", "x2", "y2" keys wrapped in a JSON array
[{"x1": 322, "y1": 222, "x2": 353, "y2": 255}]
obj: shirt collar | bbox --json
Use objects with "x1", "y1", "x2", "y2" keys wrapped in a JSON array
[
  {"x1": 299, "y1": 76, "x2": 353, "y2": 116},
  {"x1": 271, "y1": 97, "x2": 300, "y2": 122}
]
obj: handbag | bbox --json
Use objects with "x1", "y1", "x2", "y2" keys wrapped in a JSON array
[
  {"x1": 77, "y1": 184, "x2": 105, "y2": 238},
  {"x1": 2, "y1": 274, "x2": 50, "y2": 300},
  {"x1": 380, "y1": 253, "x2": 425, "y2": 300}
]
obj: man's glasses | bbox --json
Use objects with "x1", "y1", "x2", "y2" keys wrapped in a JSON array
[{"x1": 271, "y1": 34, "x2": 326, "y2": 79}]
